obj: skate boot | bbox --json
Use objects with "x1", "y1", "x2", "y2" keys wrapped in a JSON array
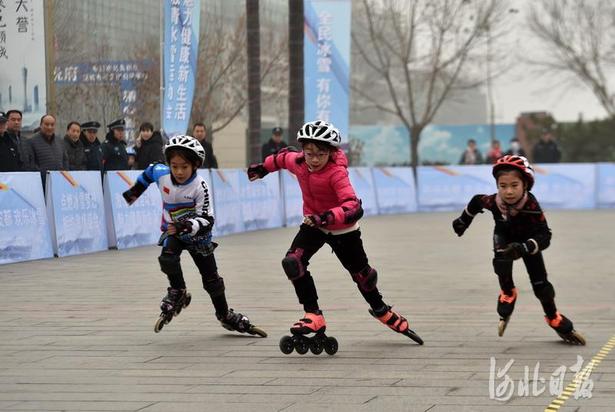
[
  {"x1": 218, "y1": 308, "x2": 267, "y2": 337},
  {"x1": 369, "y1": 305, "x2": 424, "y2": 345},
  {"x1": 154, "y1": 287, "x2": 191, "y2": 333},
  {"x1": 279, "y1": 311, "x2": 338, "y2": 355},
  {"x1": 497, "y1": 288, "x2": 518, "y2": 337},
  {"x1": 545, "y1": 312, "x2": 586, "y2": 345}
]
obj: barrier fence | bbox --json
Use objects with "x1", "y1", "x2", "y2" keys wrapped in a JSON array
[{"x1": 1, "y1": 163, "x2": 614, "y2": 265}]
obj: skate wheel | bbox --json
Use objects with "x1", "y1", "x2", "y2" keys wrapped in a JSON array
[
  {"x1": 498, "y1": 318, "x2": 509, "y2": 337},
  {"x1": 154, "y1": 316, "x2": 165, "y2": 333},
  {"x1": 175, "y1": 306, "x2": 182, "y2": 316},
  {"x1": 310, "y1": 337, "x2": 324, "y2": 355},
  {"x1": 294, "y1": 336, "x2": 309, "y2": 355},
  {"x1": 279, "y1": 335, "x2": 294, "y2": 354},
  {"x1": 557, "y1": 330, "x2": 586, "y2": 346},
  {"x1": 184, "y1": 294, "x2": 192, "y2": 308},
  {"x1": 403, "y1": 329, "x2": 424, "y2": 345},
  {"x1": 248, "y1": 326, "x2": 267, "y2": 338},
  {"x1": 324, "y1": 336, "x2": 338, "y2": 355}
]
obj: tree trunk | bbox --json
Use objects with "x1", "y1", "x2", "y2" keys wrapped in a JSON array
[
  {"x1": 288, "y1": 0, "x2": 304, "y2": 146},
  {"x1": 410, "y1": 125, "x2": 422, "y2": 184},
  {"x1": 246, "y1": 0, "x2": 262, "y2": 165}
]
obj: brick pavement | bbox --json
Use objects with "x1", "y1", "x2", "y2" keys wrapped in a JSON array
[{"x1": 0, "y1": 211, "x2": 613, "y2": 411}]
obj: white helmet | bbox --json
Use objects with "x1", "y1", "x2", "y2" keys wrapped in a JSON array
[
  {"x1": 164, "y1": 135, "x2": 205, "y2": 165},
  {"x1": 297, "y1": 120, "x2": 341, "y2": 147}
]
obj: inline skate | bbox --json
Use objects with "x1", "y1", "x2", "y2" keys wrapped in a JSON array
[
  {"x1": 219, "y1": 308, "x2": 267, "y2": 337},
  {"x1": 369, "y1": 305, "x2": 424, "y2": 345},
  {"x1": 497, "y1": 288, "x2": 518, "y2": 337},
  {"x1": 279, "y1": 312, "x2": 338, "y2": 355},
  {"x1": 546, "y1": 312, "x2": 586, "y2": 345},
  {"x1": 154, "y1": 287, "x2": 192, "y2": 333}
]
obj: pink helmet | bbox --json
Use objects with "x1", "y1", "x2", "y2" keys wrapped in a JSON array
[{"x1": 492, "y1": 155, "x2": 535, "y2": 190}]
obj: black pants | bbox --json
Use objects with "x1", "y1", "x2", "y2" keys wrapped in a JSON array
[
  {"x1": 286, "y1": 224, "x2": 385, "y2": 312},
  {"x1": 160, "y1": 236, "x2": 228, "y2": 317},
  {"x1": 493, "y1": 233, "x2": 557, "y2": 318}
]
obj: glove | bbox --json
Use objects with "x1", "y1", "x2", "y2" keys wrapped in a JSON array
[
  {"x1": 247, "y1": 163, "x2": 269, "y2": 181},
  {"x1": 122, "y1": 182, "x2": 146, "y2": 205},
  {"x1": 452, "y1": 212, "x2": 473, "y2": 237},
  {"x1": 497, "y1": 242, "x2": 529, "y2": 260},
  {"x1": 172, "y1": 220, "x2": 193, "y2": 234},
  {"x1": 305, "y1": 211, "x2": 334, "y2": 227}
]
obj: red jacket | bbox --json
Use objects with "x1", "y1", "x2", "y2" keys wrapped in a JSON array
[{"x1": 263, "y1": 149, "x2": 363, "y2": 230}]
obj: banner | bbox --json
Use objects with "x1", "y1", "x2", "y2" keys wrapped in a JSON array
[
  {"x1": 417, "y1": 165, "x2": 493, "y2": 212},
  {"x1": 163, "y1": 0, "x2": 201, "y2": 138},
  {"x1": 596, "y1": 163, "x2": 615, "y2": 208},
  {"x1": 0, "y1": 0, "x2": 47, "y2": 129},
  {"x1": 281, "y1": 170, "x2": 303, "y2": 227},
  {"x1": 239, "y1": 172, "x2": 283, "y2": 231},
  {"x1": 46, "y1": 171, "x2": 108, "y2": 257},
  {"x1": 103, "y1": 170, "x2": 163, "y2": 249},
  {"x1": 348, "y1": 167, "x2": 377, "y2": 216},
  {"x1": 304, "y1": 0, "x2": 351, "y2": 141},
  {"x1": 209, "y1": 169, "x2": 244, "y2": 236},
  {"x1": 0, "y1": 172, "x2": 53, "y2": 264},
  {"x1": 371, "y1": 167, "x2": 417, "y2": 214},
  {"x1": 531, "y1": 164, "x2": 596, "y2": 210}
]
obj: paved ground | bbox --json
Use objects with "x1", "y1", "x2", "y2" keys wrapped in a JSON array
[{"x1": 0, "y1": 210, "x2": 614, "y2": 412}]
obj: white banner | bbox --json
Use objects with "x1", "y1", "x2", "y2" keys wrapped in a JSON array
[{"x1": 0, "y1": 0, "x2": 47, "y2": 129}]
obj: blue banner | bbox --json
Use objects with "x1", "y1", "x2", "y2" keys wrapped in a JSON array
[
  {"x1": 371, "y1": 167, "x2": 417, "y2": 214},
  {"x1": 239, "y1": 172, "x2": 284, "y2": 231},
  {"x1": 210, "y1": 169, "x2": 244, "y2": 236},
  {"x1": 103, "y1": 170, "x2": 163, "y2": 249},
  {"x1": 531, "y1": 164, "x2": 596, "y2": 210},
  {"x1": 163, "y1": 0, "x2": 200, "y2": 137},
  {"x1": 0, "y1": 172, "x2": 53, "y2": 264},
  {"x1": 418, "y1": 165, "x2": 493, "y2": 212},
  {"x1": 304, "y1": 0, "x2": 351, "y2": 141},
  {"x1": 281, "y1": 170, "x2": 304, "y2": 227},
  {"x1": 348, "y1": 167, "x2": 377, "y2": 216},
  {"x1": 597, "y1": 163, "x2": 615, "y2": 208},
  {"x1": 46, "y1": 171, "x2": 108, "y2": 257}
]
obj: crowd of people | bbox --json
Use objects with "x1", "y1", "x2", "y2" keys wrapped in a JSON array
[
  {"x1": 459, "y1": 128, "x2": 562, "y2": 165},
  {"x1": 0, "y1": 110, "x2": 221, "y2": 174}
]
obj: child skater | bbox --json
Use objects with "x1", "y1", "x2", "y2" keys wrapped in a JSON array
[
  {"x1": 452, "y1": 155, "x2": 585, "y2": 344},
  {"x1": 247, "y1": 120, "x2": 423, "y2": 351},
  {"x1": 122, "y1": 135, "x2": 266, "y2": 336}
]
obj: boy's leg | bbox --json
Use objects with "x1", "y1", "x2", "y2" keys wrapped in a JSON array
[
  {"x1": 283, "y1": 225, "x2": 326, "y2": 313},
  {"x1": 327, "y1": 229, "x2": 385, "y2": 312},
  {"x1": 523, "y1": 252, "x2": 557, "y2": 319},
  {"x1": 190, "y1": 251, "x2": 228, "y2": 319},
  {"x1": 159, "y1": 236, "x2": 186, "y2": 289}
]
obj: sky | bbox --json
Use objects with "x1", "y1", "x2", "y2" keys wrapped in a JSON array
[{"x1": 489, "y1": 0, "x2": 612, "y2": 123}]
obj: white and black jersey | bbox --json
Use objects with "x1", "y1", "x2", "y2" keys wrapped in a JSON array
[{"x1": 137, "y1": 163, "x2": 214, "y2": 239}]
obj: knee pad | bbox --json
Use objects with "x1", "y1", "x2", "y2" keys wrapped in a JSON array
[
  {"x1": 532, "y1": 280, "x2": 555, "y2": 301},
  {"x1": 204, "y1": 276, "x2": 225, "y2": 297},
  {"x1": 492, "y1": 257, "x2": 513, "y2": 277},
  {"x1": 158, "y1": 253, "x2": 181, "y2": 276},
  {"x1": 281, "y1": 248, "x2": 305, "y2": 281},
  {"x1": 352, "y1": 266, "x2": 378, "y2": 292}
]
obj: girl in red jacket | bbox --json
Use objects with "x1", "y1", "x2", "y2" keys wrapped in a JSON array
[{"x1": 248, "y1": 120, "x2": 423, "y2": 347}]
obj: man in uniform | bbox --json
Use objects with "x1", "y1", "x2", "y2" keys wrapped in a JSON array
[{"x1": 102, "y1": 118, "x2": 128, "y2": 171}]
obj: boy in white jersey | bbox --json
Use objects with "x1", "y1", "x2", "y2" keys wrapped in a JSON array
[{"x1": 122, "y1": 135, "x2": 266, "y2": 336}]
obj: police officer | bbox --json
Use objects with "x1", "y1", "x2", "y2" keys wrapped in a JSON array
[
  {"x1": 261, "y1": 126, "x2": 288, "y2": 161},
  {"x1": 80, "y1": 121, "x2": 104, "y2": 171},
  {"x1": 102, "y1": 118, "x2": 129, "y2": 171}
]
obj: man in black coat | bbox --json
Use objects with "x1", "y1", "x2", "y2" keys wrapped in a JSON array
[
  {"x1": 102, "y1": 118, "x2": 129, "y2": 171},
  {"x1": 0, "y1": 112, "x2": 23, "y2": 172},
  {"x1": 63, "y1": 121, "x2": 87, "y2": 170},
  {"x1": 533, "y1": 127, "x2": 562, "y2": 164},
  {"x1": 80, "y1": 121, "x2": 104, "y2": 171},
  {"x1": 192, "y1": 122, "x2": 218, "y2": 169},
  {"x1": 261, "y1": 126, "x2": 288, "y2": 161}
]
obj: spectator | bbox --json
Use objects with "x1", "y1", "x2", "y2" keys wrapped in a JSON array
[
  {"x1": 459, "y1": 139, "x2": 484, "y2": 165},
  {"x1": 102, "y1": 118, "x2": 129, "y2": 171},
  {"x1": 134, "y1": 122, "x2": 165, "y2": 169},
  {"x1": 4, "y1": 109, "x2": 23, "y2": 146},
  {"x1": 0, "y1": 112, "x2": 23, "y2": 172},
  {"x1": 504, "y1": 137, "x2": 526, "y2": 157},
  {"x1": 24, "y1": 114, "x2": 68, "y2": 173},
  {"x1": 485, "y1": 139, "x2": 503, "y2": 164},
  {"x1": 533, "y1": 127, "x2": 561, "y2": 163},
  {"x1": 192, "y1": 122, "x2": 218, "y2": 169},
  {"x1": 80, "y1": 121, "x2": 104, "y2": 171},
  {"x1": 63, "y1": 121, "x2": 87, "y2": 171},
  {"x1": 261, "y1": 126, "x2": 288, "y2": 161}
]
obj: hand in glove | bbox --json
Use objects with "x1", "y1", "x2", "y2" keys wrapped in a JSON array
[
  {"x1": 303, "y1": 211, "x2": 334, "y2": 228},
  {"x1": 497, "y1": 242, "x2": 529, "y2": 260},
  {"x1": 247, "y1": 164, "x2": 269, "y2": 181},
  {"x1": 122, "y1": 182, "x2": 146, "y2": 205},
  {"x1": 452, "y1": 212, "x2": 473, "y2": 237}
]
